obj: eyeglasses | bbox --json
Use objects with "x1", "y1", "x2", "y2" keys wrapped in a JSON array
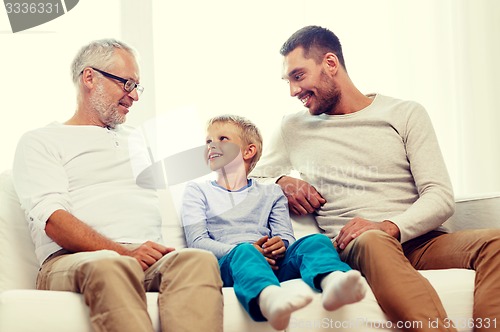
[{"x1": 90, "y1": 67, "x2": 144, "y2": 96}]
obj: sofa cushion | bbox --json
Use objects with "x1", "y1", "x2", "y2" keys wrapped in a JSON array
[
  {"x1": 158, "y1": 186, "x2": 187, "y2": 249},
  {"x1": 0, "y1": 288, "x2": 277, "y2": 332},
  {"x1": 0, "y1": 171, "x2": 39, "y2": 291},
  {"x1": 0, "y1": 290, "x2": 160, "y2": 332},
  {"x1": 285, "y1": 269, "x2": 475, "y2": 332},
  {"x1": 443, "y1": 193, "x2": 500, "y2": 232},
  {"x1": 0, "y1": 270, "x2": 475, "y2": 332}
]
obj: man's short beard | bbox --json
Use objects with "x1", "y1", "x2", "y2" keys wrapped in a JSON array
[{"x1": 312, "y1": 70, "x2": 341, "y2": 115}]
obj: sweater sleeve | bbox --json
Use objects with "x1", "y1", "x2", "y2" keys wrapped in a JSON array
[
  {"x1": 181, "y1": 182, "x2": 235, "y2": 259},
  {"x1": 387, "y1": 105, "x2": 455, "y2": 243},
  {"x1": 267, "y1": 185, "x2": 296, "y2": 247},
  {"x1": 250, "y1": 116, "x2": 293, "y2": 183}
]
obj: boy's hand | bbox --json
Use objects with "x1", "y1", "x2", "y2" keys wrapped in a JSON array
[
  {"x1": 263, "y1": 236, "x2": 286, "y2": 259},
  {"x1": 253, "y1": 236, "x2": 280, "y2": 270}
]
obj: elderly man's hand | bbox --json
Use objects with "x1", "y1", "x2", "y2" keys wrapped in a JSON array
[{"x1": 126, "y1": 241, "x2": 175, "y2": 270}]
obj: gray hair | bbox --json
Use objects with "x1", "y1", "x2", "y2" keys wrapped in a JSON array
[
  {"x1": 207, "y1": 114, "x2": 263, "y2": 173},
  {"x1": 70, "y1": 38, "x2": 137, "y2": 86}
]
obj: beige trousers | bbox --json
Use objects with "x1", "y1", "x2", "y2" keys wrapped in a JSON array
[
  {"x1": 339, "y1": 229, "x2": 500, "y2": 332},
  {"x1": 37, "y1": 248, "x2": 223, "y2": 332}
]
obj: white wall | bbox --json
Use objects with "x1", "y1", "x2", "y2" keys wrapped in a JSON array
[
  {"x1": 151, "y1": 0, "x2": 500, "y2": 196},
  {"x1": 0, "y1": 0, "x2": 155, "y2": 171},
  {"x1": 1, "y1": 0, "x2": 499, "y2": 197},
  {"x1": 0, "y1": 0, "x2": 119, "y2": 171}
]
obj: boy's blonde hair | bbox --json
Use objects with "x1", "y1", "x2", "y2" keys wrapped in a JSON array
[{"x1": 207, "y1": 115, "x2": 263, "y2": 173}]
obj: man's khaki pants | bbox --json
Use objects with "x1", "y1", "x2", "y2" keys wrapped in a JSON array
[
  {"x1": 37, "y1": 248, "x2": 223, "y2": 332},
  {"x1": 339, "y1": 229, "x2": 500, "y2": 332}
]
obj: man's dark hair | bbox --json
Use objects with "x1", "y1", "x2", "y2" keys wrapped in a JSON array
[{"x1": 280, "y1": 25, "x2": 346, "y2": 70}]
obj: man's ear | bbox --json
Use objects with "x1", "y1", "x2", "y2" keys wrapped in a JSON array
[
  {"x1": 323, "y1": 52, "x2": 340, "y2": 75},
  {"x1": 243, "y1": 144, "x2": 257, "y2": 161},
  {"x1": 81, "y1": 67, "x2": 96, "y2": 90}
]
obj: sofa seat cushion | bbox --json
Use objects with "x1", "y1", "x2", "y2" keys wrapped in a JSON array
[
  {"x1": 284, "y1": 269, "x2": 475, "y2": 332},
  {"x1": 1, "y1": 269, "x2": 475, "y2": 332},
  {"x1": 0, "y1": 290, "x2": 160, "y2": 332}
]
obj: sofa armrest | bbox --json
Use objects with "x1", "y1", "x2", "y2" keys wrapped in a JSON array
[{"x1": 443, "y1": 193, "x2": 500, "y2": 232}]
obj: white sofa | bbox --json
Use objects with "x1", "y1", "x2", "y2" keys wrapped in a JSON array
[{"x1": 1, "y1": 168, "x2": 499, "y2": 332}]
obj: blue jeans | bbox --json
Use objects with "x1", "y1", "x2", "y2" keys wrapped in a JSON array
[{"x1": 218, "y1": 234, "x2": 351, "y2": 321}]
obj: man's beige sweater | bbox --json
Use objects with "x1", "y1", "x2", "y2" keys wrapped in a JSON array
[{"x1": 251, "y1": 94, "x2": 455, "y2": 243}]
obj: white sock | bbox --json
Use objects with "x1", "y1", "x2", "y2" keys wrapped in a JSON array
[
  {"x1": 258, "y1": 285, "x2": 313, "y2": 330},
  {"x1": 320, "y1": 270, "x2": 366, "y2": 311}
]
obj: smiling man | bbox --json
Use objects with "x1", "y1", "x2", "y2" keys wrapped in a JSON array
[
  {"x1": 251, "y1": 25, "x2": 500, "y2": 332},
  {"x1": 13, "y1": 39, "x2": 223, "y2": 332}
]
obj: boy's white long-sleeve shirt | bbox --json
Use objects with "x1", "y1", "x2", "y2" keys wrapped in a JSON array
[{"x1": 251, "y1": 94, "x2": 455, "y2": 243}]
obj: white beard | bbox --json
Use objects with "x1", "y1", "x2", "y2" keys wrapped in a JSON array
[{"x1": 89, "y1": 82, "x2": 125, "y2": 128}]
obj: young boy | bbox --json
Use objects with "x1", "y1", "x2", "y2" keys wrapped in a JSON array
[{"x1": 181, "y1": 114, "x2": 366, "y2": 330}]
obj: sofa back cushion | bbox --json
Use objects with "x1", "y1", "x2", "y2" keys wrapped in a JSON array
[
  {"x1": 0, "y1": 171, "x2": 39, "y2": 291},
  {"x1": 158, "y1": 185, "x2": 188, "y2": 249},
  {"x1": 443, "y1": 193, "x2": 500, "y2": 231}
]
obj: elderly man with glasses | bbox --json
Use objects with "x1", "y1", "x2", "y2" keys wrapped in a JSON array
[{"x1": 12, "y1": 39, "x2": 223, "y2": 332}]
